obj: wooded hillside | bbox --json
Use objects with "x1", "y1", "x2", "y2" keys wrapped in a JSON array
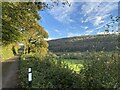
[{"x1": 48, "y1": 34, "x2": 118, "y2": 52}]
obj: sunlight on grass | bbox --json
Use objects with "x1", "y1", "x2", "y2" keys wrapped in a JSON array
[
  {"x1": 2, "y1": 44, "x2": 18, "y2": 61},
  {"x1": 2, "y1": 46, "x2": 13, "y2": 61},
  {"x1": 61, "y1": 59, "x2": 84, "y2": 73}
]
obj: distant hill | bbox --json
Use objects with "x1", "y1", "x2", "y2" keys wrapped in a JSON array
[{"x1": 48, "y1": 34, "x2": 119, "y2": 52}]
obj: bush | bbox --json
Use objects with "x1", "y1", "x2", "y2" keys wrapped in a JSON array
[
  {"x1": 19, "y1": 54, "x2": 83, "y2": 88},
  {"x1": 80, "y1": 51, "x2": 120, "y2": 88},
  {"x1": 19, "y1": 51, "x2": 120, "y2": 89}
]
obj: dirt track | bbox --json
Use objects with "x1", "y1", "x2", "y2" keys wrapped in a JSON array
[{"x1": 2, "y1": 56, "x2": 20, "y2": 89}]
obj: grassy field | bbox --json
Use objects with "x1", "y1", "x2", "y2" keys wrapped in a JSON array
[
  {"x1": 56, "y1": 51, "x2": 118, "y2": 73},
  {"x1": 60, "y1": 59, "x2": 84, "y2": 73}
]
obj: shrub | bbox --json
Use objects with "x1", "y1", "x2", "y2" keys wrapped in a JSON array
[
  {"x1": 19, "y1": 51, "x2": 120, "y2": 89},
  {"x1": 80, "y1": 51, "x2": 120, "y2": 88},
  {"x1": 19, "y1": 54, "x2": 83, "y2": 88}
]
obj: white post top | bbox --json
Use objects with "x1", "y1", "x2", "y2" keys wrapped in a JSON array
[{"x1": 28, "y1": 68, "x2": 32, "y2": 72}]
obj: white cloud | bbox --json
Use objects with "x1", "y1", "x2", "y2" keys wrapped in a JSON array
[
  {"x1": 84, "y1": 34, "x2": 89, "y2": 35},
  {"x1": 86, "y1": 30, "x2": 94, "y2": 33},
  {"x1": 54, "y1": 29, "x2": 60, "y2": 33},
  {"x1": 94, "y1": 16, "x2": 104, "y2": 26},
  {"x1": 81, "y1": 2, "x2": 118, "y2": 26},
  {"x1": 81, "y1": 2, "x2": 102, "y2": 18},
  {"x1": 48, "y1": 2, "x2": 76, "y2": 24},
  {"x1": 67, "y1": 32, "x2": 81, "y2": 37},
  {"x1": 95, "y1": 21, "x2": 112, "y2": 30},
  {"x1": 96, "y1": 16, "x2": 102, "y2": 22},
  {"x1": 114, "y1": 26, "x2": 120, "y2": 31},
  {"x1": 85, "y1": 26, "x2": 88, "y2": 29},
  {"x1": 97, "y1": 30, "x2": 119, "y2": 35},
  {"x1": 80, "y1": 26, "x2": 89, "y2": 29},
  {"x1": 54, "y1": 29, "x2": 63, "y2": 35},
  {"x1": 97, "y1": 31, "x2": 105, "y2": 35},
  {"x1": 44, "y1": 38, "x2": 55, "y2": 41},
  {"x1": 85, "y1": 30, "x2": 94, "y2": 35},
  {"x1": 67, "y1": 30, "x2": 94, "y2": 37},
  {"x1": 42, "y1": 0, "x2": 119, "y2": 2}
]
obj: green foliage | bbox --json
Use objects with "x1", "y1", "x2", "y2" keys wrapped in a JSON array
[
  {"x1": 2, "y1": 1, "x2": 71, "y2": 46},
  {"x1": 2, "y1": 2, "x2": 49, "y2": 55},
  {"x1": 105, "y1": 16, "x2": 120, "y2": 32},
  {"x1": 80, "y1": 51, "x2": 119, "y2": 88},
  {"x1": 56, "y1": 51, "x2": 114, "y2": 60},
  {"x1": 19, "y1": 54, "x2": 83, "y2": 88},
  {"x1": 19, "y1": 51, "x2": 120, "y2": 88}
]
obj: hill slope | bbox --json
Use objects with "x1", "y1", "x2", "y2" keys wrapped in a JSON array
[{"x1": 48, "y1": 34, "x2": 119, "y2": 52}]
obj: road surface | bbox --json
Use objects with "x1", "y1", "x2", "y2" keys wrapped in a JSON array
[{"x1": 2, "y1": 55, "x2": 20, "y2": 89}]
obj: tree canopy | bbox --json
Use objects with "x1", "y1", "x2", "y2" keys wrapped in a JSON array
[
  {"x1": 2, "y1": 2, "x2": 49, "y2": 54},
  {"x1": 2, "y1": 2, "x2": 48, "y2": 44}
]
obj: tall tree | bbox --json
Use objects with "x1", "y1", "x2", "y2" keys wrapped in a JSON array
[{"x1": 2, "y1": 2, "x2": 48, "y2": 54}]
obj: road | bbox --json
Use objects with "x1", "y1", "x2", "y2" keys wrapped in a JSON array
[{"x1": 2, "y1": 55, "x2": 20, "y2": 89}]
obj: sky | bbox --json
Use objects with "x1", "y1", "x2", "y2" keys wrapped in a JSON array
[{"x1": 38, "y1": 1, "x2": 119, "y2": 40}]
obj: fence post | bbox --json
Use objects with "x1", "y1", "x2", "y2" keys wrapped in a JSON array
[{"x1": 28, "y1": 67, "x2": 32, "y2": 88}]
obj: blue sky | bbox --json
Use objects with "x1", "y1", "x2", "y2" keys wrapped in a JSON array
[{"x1": 38, "y1": 1, "x2": 119, "y2": 40}]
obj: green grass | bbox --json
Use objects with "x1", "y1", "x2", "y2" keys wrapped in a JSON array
[
  {"x1": 57, "y1": 51, "x2": 117, "y2": 73},
  {"x1": 2, "y1": 44, "x2": 18, "y2": 61},
  {"x1": 61, "y1": 59, "x2": 84, "y2": 64},
  {"x1": 60, "y1": 59, "x2": 84, "y2": 73}
]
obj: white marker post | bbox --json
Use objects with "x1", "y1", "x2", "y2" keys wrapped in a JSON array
[{"x1": 28, "y1": 67, "x2": 32, "y2": 88}]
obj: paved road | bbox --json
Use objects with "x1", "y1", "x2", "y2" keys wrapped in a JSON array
[{"x1": 2, "y1": 55, "x2": 20, "y2": 89}]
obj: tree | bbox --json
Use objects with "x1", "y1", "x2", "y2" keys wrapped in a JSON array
[
  {"x1": 104, "y1": 30, "x2": 109, "y2": 34},
  {"x1": 2, "y1": 1, "x2": 74, "y2": 55},
  {"x1": 2, "y1": 2, "x2": 48, "y2": 55},
  {"x1": 2, "y1": 2, "x2": 39, "y2": 44},
  {"x1": 105, "y1": 16, "x2": 120, "y2": 34}
]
